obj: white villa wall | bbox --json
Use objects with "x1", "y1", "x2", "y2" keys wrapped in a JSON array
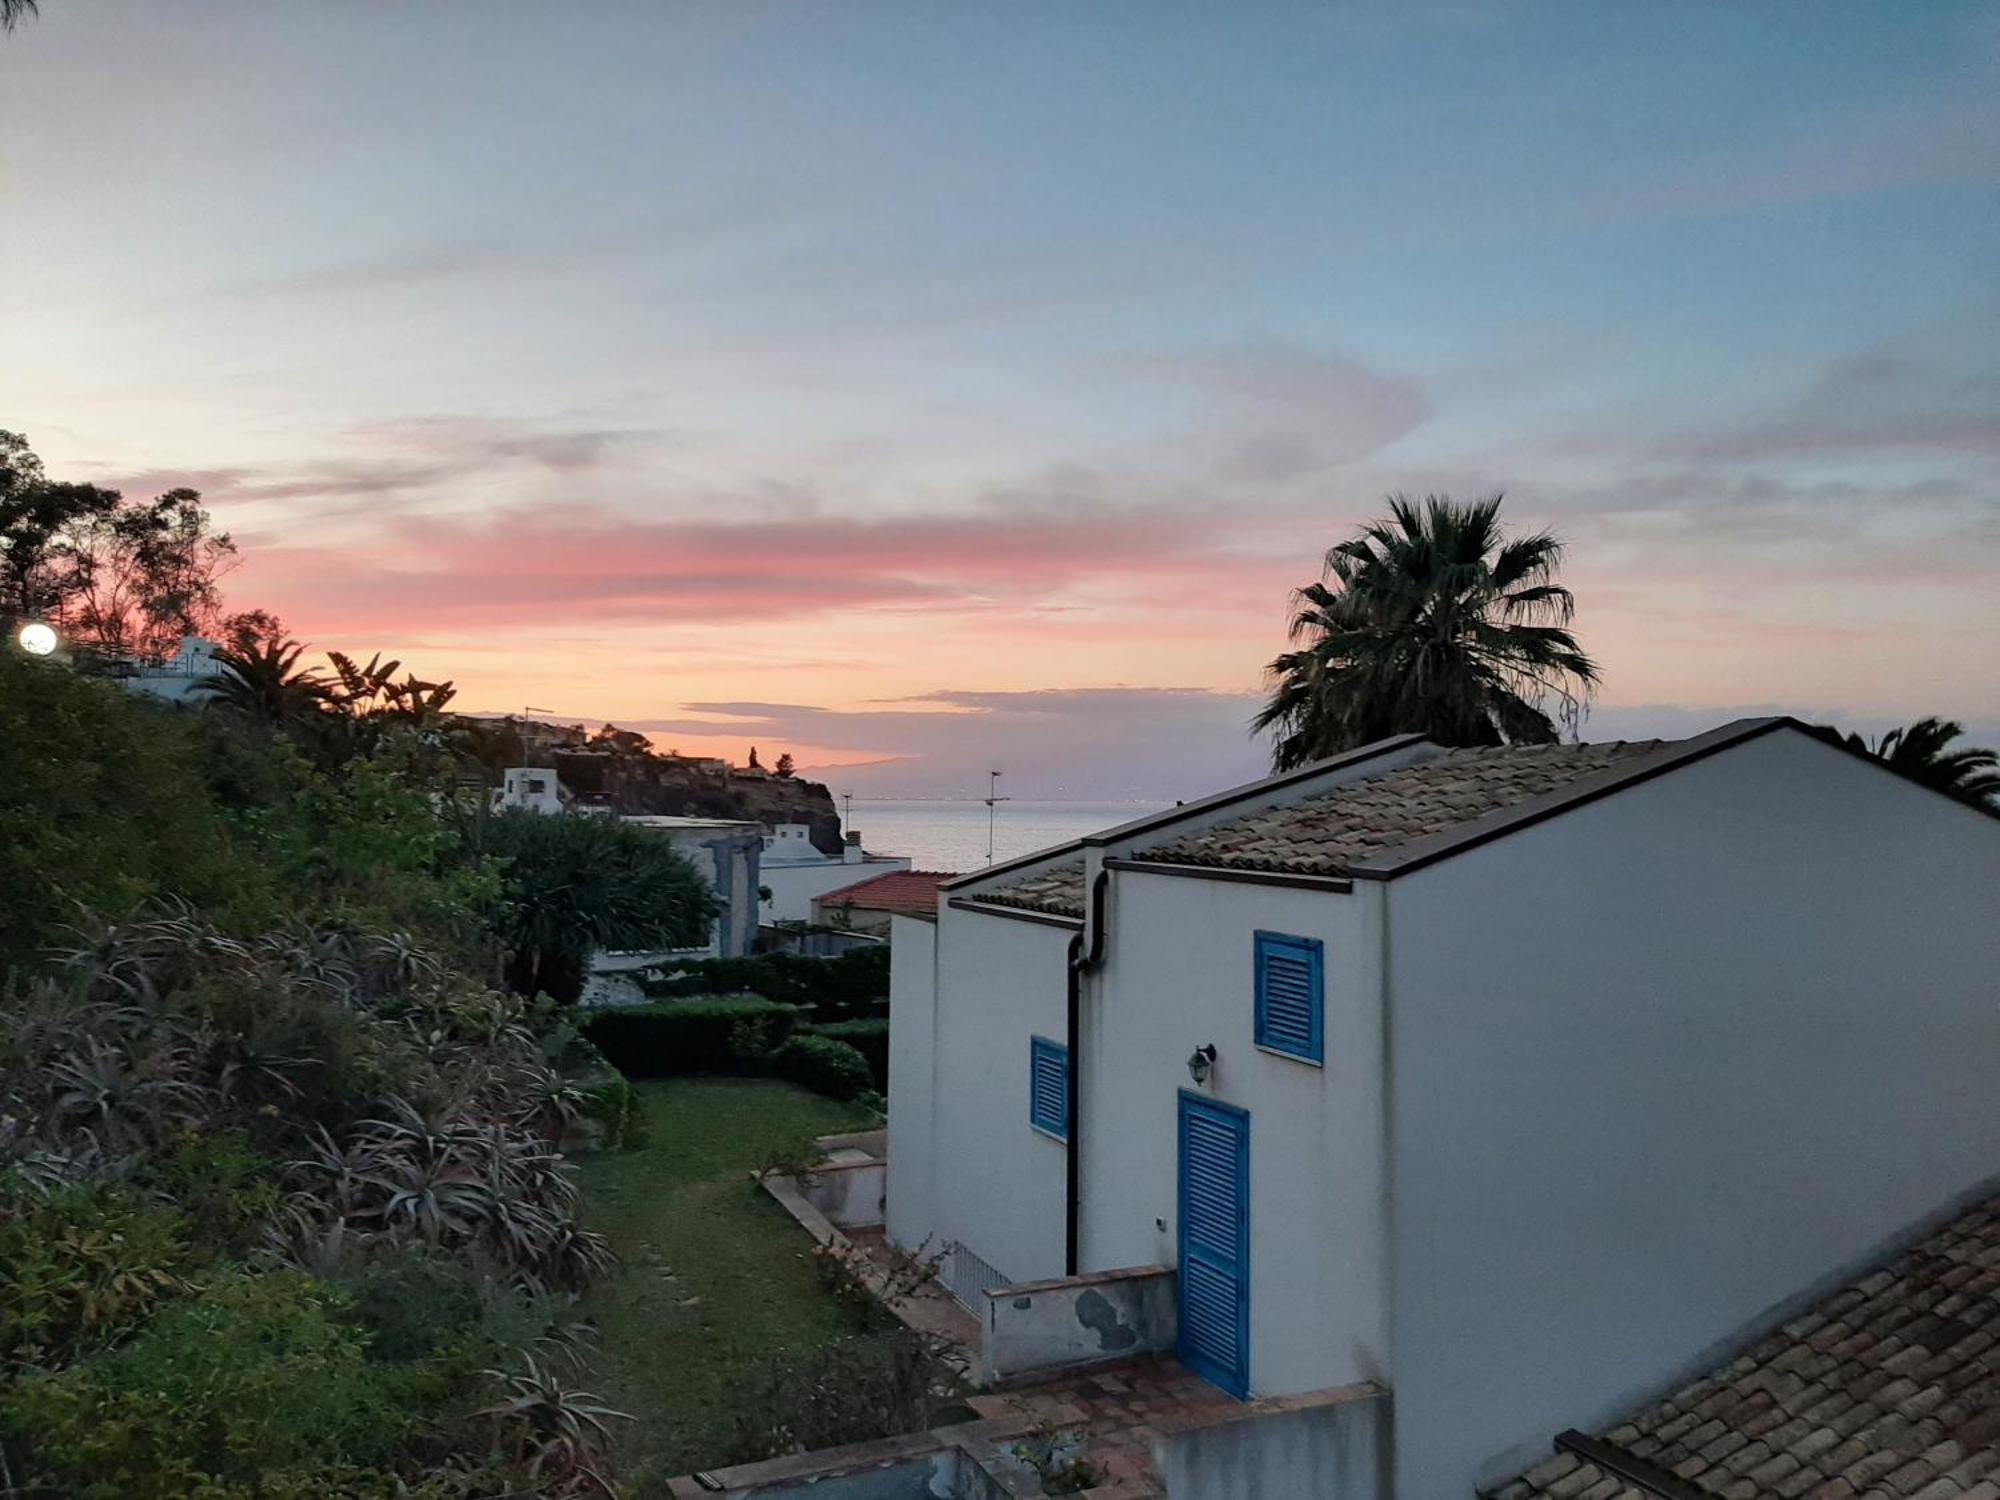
[
  {"x1": 1383, "y1": 728, "x2": 2000, "y2": 1498},
  {"x1": 762, "y1": 857, "x2": 911, "y2": 925},
  {"x1": 1082, "y1": 871, "x2": 1389, "y2": 1398},
  {"x1": 892, "y1": 903, "x2": 1074, "y2": 1286},
  {"x1": 886, "y1": 915, "x2": 939, "y2": 1254}
]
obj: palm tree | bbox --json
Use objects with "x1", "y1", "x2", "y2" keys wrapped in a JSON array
[
  {"x1": 1, "y1": 2, "x2": 38, "y2": 34},
  {"x1": 198, "y1": 635, "x2": 331, "y2": 726},
  {"x1": 1255, "y1": 494, "x2": 1600, "y2": 769},
  {"x1": 473, "y1": 811, "x2": 720, "y2": 1004},
  {"x1": 1816, "y1": 717, "x2": 2000, "y2": 814}
]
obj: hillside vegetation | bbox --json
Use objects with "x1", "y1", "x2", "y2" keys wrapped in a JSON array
[{"x1": 0, "y1": 651, "x2": 713, "y2": 1498}]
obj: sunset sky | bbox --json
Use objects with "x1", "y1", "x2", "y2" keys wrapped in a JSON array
[{"x1": 4, "y1": 2, "x2": 1996, "y2": 797}]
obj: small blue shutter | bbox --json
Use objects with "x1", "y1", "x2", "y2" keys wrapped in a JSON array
[
  {"x1": 1254, "y1": 931, "x2": 1323, "y2": 1063},
  {"x1": 1029, "y1": 1036, "x2": 1068, "y2": 1139}
]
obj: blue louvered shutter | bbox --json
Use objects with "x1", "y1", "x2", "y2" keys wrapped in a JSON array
[
  {"x1": 1178, "y1": 1093, "x2": 1250, "y2": 1397},
  {"x1": 1029, "y1": 1036, "x2": 1068, "y2": 1139},
  {"x1": 1254, "y1": 931, "x2": 1323, "y2": 1063}
]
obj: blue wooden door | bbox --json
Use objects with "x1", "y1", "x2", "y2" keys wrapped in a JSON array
[{"x1": 1177, "y1": 1092, "x2": 1250, "y2": 1398}]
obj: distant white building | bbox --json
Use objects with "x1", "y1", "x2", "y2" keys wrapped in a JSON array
[
  {"x1": 760, "y1": 821, "x2": 911, "y2": 925},
  {"x1": 492, "y1": 767, "x2": 566, "y2": 815},
  {"x1": 121, "y1": 634, "x2": 228, "y2": 704}
]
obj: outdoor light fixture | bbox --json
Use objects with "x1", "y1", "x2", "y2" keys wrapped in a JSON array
[
  {"x1": 1186, "y1": 1044, "x2": 1217, "y2": 1086},
  {"x1": 16, "y1": 621, "x2": 58, "y2": 657}
]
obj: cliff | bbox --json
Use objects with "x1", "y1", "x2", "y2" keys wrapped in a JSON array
[
  {"x1": 458, "y1": 717, "x2": 843, "y2": 852},
  {"x1": 557, "y1": 750, "x2": 843, "y2": 852}
]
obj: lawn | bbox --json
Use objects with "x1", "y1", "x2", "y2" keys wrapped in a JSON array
[{"x1": 574, "y1": 1077, "x2": 877, "y2": 1493}]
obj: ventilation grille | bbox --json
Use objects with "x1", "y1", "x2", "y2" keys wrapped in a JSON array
[{"x1": 941, "y1": 1240, "x2": 1009, "y2": 1311}]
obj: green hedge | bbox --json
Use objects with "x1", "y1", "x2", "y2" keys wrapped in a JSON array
[
  {"x1": 767, "y1": 1034, "x2": 873, "y2": 1102},
  {"x1": 801, "y1": 1019, "x2": 887, "y2": 1092},
  {"x1": 581, "y1": 999, "x2": 802, "y2": 1078},
  {"x1": 639, "y1": 947, "x2": 889, "y2": 1021}
]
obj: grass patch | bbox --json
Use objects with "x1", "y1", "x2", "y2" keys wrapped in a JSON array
[{"x1": 575, "y1": 1077, "x2": 875, "y2": 1492}]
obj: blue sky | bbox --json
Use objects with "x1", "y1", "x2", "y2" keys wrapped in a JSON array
[{"x1": 3, "y1": 2, "x2": 1995, "y2": 795}]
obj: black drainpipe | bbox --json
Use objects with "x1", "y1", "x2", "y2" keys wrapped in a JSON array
[{"x1": 1065, "y1": 869, "x2": 1110, "y2": 1275}]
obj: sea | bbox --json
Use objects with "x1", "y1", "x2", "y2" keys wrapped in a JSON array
[{"x1": 844, "y1": 799, "x2": 1173, "y2": 874}]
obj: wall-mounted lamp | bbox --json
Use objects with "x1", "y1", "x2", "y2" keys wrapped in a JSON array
[{"x1": 1186, "y1": 1044, "x2": 1217, "y2": 1087}]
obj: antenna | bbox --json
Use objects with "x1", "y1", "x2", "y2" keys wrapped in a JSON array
[
  {"x1": 842, "y1": 791, "x2": 854, "y2": 827},
  {"x1": 984, "y1": 770, "x2": 1011, "y2": 865},
  {"x1": 523, "y1": 705, "x2": 553, "y2": 717}
]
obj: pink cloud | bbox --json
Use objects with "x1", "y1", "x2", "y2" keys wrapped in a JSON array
[{"x1": 231, "y1": 499, "x2": 1267, "y2": 637}]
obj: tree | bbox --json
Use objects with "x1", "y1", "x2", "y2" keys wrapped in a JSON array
[
  {"x1": 0, "y1": 429, "x2": 119, "y2": 626},
  {"x1": 774, "y1": 752, "x2": 795, "y2": 778},
  {"x1": 1, "y1": 1, "x2": 38, "y2": 34},
  {"x1": 66, "y1": 487, "x2": 236, "y2": 658},
  {"x1": 1254, "y1": 494, "x2": 1600, "y2": 769},
  {"x1": 475, "y1": 811, "x2": 719, "y2": 1005},
  {"x1": 1813, "y1": 717, "x2": 2000, "y2": 815},
  {"x1": 0, "y1": 432, "x2": 234, "y2": 658},
  {"x1": 325, "y1": 649, "x2": 457, "y2": 727},
  {"x1": 590, "y1": 723, "x2": 652, "y2": 755},
  {"x1": 198, "y1": 633, "x2": 331, "y2": 726}
]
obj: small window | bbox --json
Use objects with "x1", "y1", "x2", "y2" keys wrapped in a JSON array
[
  {"x1": 1029, "y1": 1035, "x2": 1069, "y2": 1140},
  {"x1": 527, "y1": 779, "x2": 546, "y2": 794},
  {"x1": 1255, "y1": 931, "x2": 1324, "y2": 1064}
]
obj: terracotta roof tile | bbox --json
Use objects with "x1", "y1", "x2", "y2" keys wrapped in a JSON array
[
  {"x1": 1489, "y1": 1197, "x2": 2000, "y2": 1500},
  {"x1": 972, "y1": 859, "x2": 1088, "y2": 919},
  {"x1": 814, "y1": 870, "x2": 956, "y2": 917},
  {"x1": 1139, "y1": 740, "x2": 1664, "y2": 877}
]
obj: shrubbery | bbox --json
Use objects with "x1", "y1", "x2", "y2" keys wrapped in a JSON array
[
  {"x1": 0, "y1": 649, "x2": 634, "y2": 1495},
  {"x1": 800, "y1": 1019, "x2": 889, "y2": 1092},
  {"x1": 0, "y1": 908, "x2": 624, "y2": 1496},
  {"x1": 582, "y1": 998, "x2": 802, "y2": 1078},
  {"x1": 2, "y1": 1270, "x2": 436, "y2": 1500},
  {"x1": 767, "y1": 1034, "x2": 875, "y2": 1101},
  {"x1": 580, "y1": 1000, "x2": 877, "y2": 1102},
  {"x1": 639, "y1": 945, "x2": 889, "y2": 1021}
]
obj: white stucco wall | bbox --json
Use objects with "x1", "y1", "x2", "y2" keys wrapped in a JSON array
[
  {"x1": 891, "y1": 902, "x2": 1074, "y2": 1285},
  {"x1": 1082, "y1": 870, "x2": 1389, "y2": 1398},
  {"x1": 762, "y1": 855, "x2": 912, "y2": 925},
  {"x1": 886, "y1": 914, "x2": 939, "y2": 1253},
  {"x1": 1384, "y1": 728, "x2": 2000, "y2": 1497}
]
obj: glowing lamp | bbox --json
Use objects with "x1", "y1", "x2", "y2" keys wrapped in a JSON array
[{"x1": 17, "y1": 622, "x2": 58, "y2": 657}]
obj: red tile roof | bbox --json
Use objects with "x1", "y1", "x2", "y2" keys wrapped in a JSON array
[{"x1": 814, "y1": 870, "x2": 957, "y2": 917}]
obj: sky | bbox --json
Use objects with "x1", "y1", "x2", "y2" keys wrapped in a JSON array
[{"x1": 3, "y1": 1, "x2": 1996, "y2": 798}]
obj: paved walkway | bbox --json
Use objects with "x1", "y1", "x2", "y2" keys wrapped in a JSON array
[{"x1": 968, "y1": 1356, "x2": 1242, "y2": 1497}]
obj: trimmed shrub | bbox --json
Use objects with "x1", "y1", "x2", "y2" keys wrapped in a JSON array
[
  {"x1": 768, "y1": 1034, "x2": 873, "y2": 1101},
  {"x1": 581, "y1": 999, "x2": 801, "y2": 1078},
  {"x1": 639, "y1": 946, "x2": 889, "y2": 1021},
  {"x1": 802, "y1": 1019, "x2": 888, "y2": 1092}
]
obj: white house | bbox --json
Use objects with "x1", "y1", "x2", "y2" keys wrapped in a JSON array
[
  {"x1": 621, "y1": 814, "x2": 764, "y2": 959},
  {"x1": 759, "y1": 821, "x2": 911, "y2": 926},
  {"x1": 886, "y1": 719, "x2": 2000, "y2": 1497},
  {"x1": 492, "y1": 766, "x2": 567, "y2": 815},
  {"x1": 121, "y1": 634, "x2": 228, "y2": 703}
]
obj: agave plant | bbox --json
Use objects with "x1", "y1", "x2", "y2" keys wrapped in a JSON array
[
  {"x1": 359, "y1": 929, "x2": 445, "y2": 995},
  {"x1": 46, "y1": 1034, "x2": 211, "y2": 1156},
  {"x1": 477, "y1": 1351, "x2": 630, "y2": 1496}
]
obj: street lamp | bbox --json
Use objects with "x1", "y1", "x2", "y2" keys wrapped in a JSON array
[{"x1": 16, "y1": 621, "x2": 57, "y2": 657}]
